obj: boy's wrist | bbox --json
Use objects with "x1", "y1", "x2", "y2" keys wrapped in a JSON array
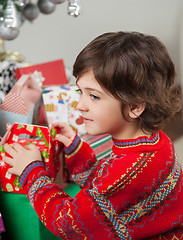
[
  {"x1": 65, "y1": 133, "x2": 79, "y2": 150},
  {"x1": 19, "y1": 160, "x2": 44, "y2": 186},
  {"x1": 64, "y1": 134, "x2": 82, "y2": 157}
]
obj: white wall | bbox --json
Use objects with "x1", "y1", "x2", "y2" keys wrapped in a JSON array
[{"x1": 4, "y1": 0, "x2": 183, "y2": 84}]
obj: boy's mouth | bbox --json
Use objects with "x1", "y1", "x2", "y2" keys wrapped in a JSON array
[{"x1": 82, "y1": 117, "x2": 93, "y2": 123}]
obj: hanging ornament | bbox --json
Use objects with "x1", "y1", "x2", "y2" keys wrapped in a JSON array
[
  {"x1": 68, "y1": 0, "x2": 81, "y2": 17},
  {"x1": 49, "y1": 0, "x2": 65, "y2": 4},
  {"x1": 0, "y1": 19, "x2": 19, "y2": 40},
  {"x1": 22, "y1": 3, "x2": 39, "y2": 21},
  {"x1": 0, "y1": 0, "x2": 20, "y2": 40},
  {"x1": 0, "y1": 0, "x2": 82, "y2": 41},
  {"x1": 38, "y1": 0, "x2": 56, "y2": 14},
  {"x1": 4, "y1": 0, "x2": 21, "y2": 28}
]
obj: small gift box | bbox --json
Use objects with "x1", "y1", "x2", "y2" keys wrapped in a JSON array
[
  {"x1": 42, "y1": 85, "x2": 87, "y2": 136},
  {"x1": 0, "y1": 123, "x2": 66, "y2": 194},
  {"x1": 15, "y1": 59, "x2": 68, "y2": 86}
]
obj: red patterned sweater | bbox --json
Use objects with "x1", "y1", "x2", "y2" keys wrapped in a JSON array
[{"x1": 20, "y1": 130, "x2": 183, "y2": 239}]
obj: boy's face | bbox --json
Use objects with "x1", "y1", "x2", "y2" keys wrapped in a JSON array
[{"x1": 76, "y1": 70, "x2": 131, "y2": 139}]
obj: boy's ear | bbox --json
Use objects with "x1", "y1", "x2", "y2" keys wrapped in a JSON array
[{"x1": 128, "y1": 103, "x2": 146, "y2": 119}]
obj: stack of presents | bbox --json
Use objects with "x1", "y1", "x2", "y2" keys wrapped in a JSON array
[{"x1": 0, "y1": 59, "x2": 113, "y2": 240}]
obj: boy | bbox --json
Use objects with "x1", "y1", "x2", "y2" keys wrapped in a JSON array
[{"x1": 3, "y1": 31, "x2": 183, "y2": 239}]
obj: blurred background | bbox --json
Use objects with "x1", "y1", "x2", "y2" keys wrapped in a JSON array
[{"x1": 1, "y1": 0, "x2": 183, "y2": 77}]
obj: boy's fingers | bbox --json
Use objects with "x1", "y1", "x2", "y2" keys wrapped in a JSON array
[
  {"x1": 13, "y1": 143, "x2": 26, "y2": 151},
  {"x1": 8, "y1": 167, "x2": 15, "y2": 175},
  {"x1": 4, "y1": 144, "x2": 17, "y2": 156},
  {"x1": 3, "y1": 156, "x2": 13, "y2": 166},
  {"x1": 56, "y1": 134, "x2": 66, "y2": 142},
  {"x1": 55, "y1": 134, "x2": 71, "y2": 147},
  {"x1": 26, "y1": 143, "x2": 37, "y2": 151}
]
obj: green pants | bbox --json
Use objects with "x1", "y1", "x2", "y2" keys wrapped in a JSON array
[{"x1": 0, "y1": 184, "x2": 80, "y2": 240}]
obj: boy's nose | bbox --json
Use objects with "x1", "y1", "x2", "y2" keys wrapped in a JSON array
[{"x1": 77, "y1": 98, "x2": 88, "y2": 112}]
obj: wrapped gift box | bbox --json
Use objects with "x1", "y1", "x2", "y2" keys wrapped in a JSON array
[
  {"x1": 0, "y1": 61, "x2": 27, "y2": 104},
  {"x1": 0, "y1": 123, "x2": 66, "y2": 194},
  {"x1": 14, "y1": 59, "x2": 68, "y2": 86},
  {"x1": 0, "y1": 72, "x2": 43, "y2": 137},
  {"x1": 42, "y1": 85, "x2": 87, "y2": 136}
]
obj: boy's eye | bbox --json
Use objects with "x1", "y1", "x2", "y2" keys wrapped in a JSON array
[
  {"x1": 90, "y1": 94, "x2": 100, "y2": 100},
  {"x1": 76, "y1": 89, "x2": 82, "y2": 95}
]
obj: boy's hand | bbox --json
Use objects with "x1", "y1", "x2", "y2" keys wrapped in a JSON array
[
  {"x1": 3, "y1": 143, "x2": 42, "y2": 176},
  {"x1": 51, "y1": 122, "x2": 76, "y2": 147}
]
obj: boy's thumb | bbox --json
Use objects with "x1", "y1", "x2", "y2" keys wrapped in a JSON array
[
  {"x1": 56, "y1": 134, "x2": 71, "y2": 147},
  {"x1": 26, "y1": 143, "x2": 37, "y2": 150}
]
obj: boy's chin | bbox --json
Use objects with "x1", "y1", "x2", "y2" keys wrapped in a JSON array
[{"x1": 86, "y1": 128, "x2": 106, "y2": 136}]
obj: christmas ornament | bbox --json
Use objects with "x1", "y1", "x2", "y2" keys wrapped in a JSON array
[
  {"x1": 4, "y1": 0, "x2": 21, "y2": 28},
  {"x1": 37, "y1": 0, "x2": 56, "y2": 14},
  {"x1": 68, "y1": 0, "x2": 81, "y2": 17},
  {"x1": 0, "y1": 0, "x2": 82, "y2": 41},
  {"x1": 0, "y1": 19, "x2": 19, "y2": 40},
  {"x1": 22, "y1": 3, "x2": 39, "y2": 21},
  {"x1": 49, "y1": 0, "x2": 65, "y2": 4},
  {"x1": 0, "y1": 0, "x2": 21, "y2": 40}
]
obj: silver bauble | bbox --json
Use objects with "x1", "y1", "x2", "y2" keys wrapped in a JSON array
[
  {"x1": 4, "y1": 0, "x2": 21, "y2": 28},
  {"x1": 0, "y1": 20, "x2": 19, "y2": 40},
  {"x1": 68, "y1": 0, "x2": 81, "y2": 17},
  {"x1": 22, "y1": 3, "x2": 39, "y2": 21},
  {"x1": 38, "y1": 0, "x2": 56, "y2": 14},
  {"x1": 49, "y1": 0, "x2": 65, "y2": 4}
]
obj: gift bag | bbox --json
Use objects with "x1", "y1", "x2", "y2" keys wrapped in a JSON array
[
  {"x1": 0, "y1": 73, "x2": 43, "y2": 137},
  {"x1": 0, "y1": 123, "x2": 65, "y2": 194},
  {"x1": 42, "y1": 85, "x2": 87, "y2": 136},
  {"x1": 0, "y1": 60, "x2": 27, "y2": 104}
]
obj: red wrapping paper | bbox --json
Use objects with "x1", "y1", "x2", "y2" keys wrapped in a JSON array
[{"x1": 0, "y1": 123, "x2": 65, "y2": 194}]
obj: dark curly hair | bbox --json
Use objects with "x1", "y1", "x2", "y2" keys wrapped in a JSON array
[{"x1": 73, "y1": 31, "x2": 181, "y2": 132}]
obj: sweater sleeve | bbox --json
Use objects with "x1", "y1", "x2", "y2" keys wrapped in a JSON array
[
  {"x1": 19, "y1": 161, "x2": 112, "y2": 239},
  {"x1": 64, "y1": 134, "x2": 100, "y2": 188}
]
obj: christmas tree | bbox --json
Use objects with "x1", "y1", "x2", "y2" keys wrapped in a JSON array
[{"x1": 0, "y1": 0, "x2": 23, "y2": 18}]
